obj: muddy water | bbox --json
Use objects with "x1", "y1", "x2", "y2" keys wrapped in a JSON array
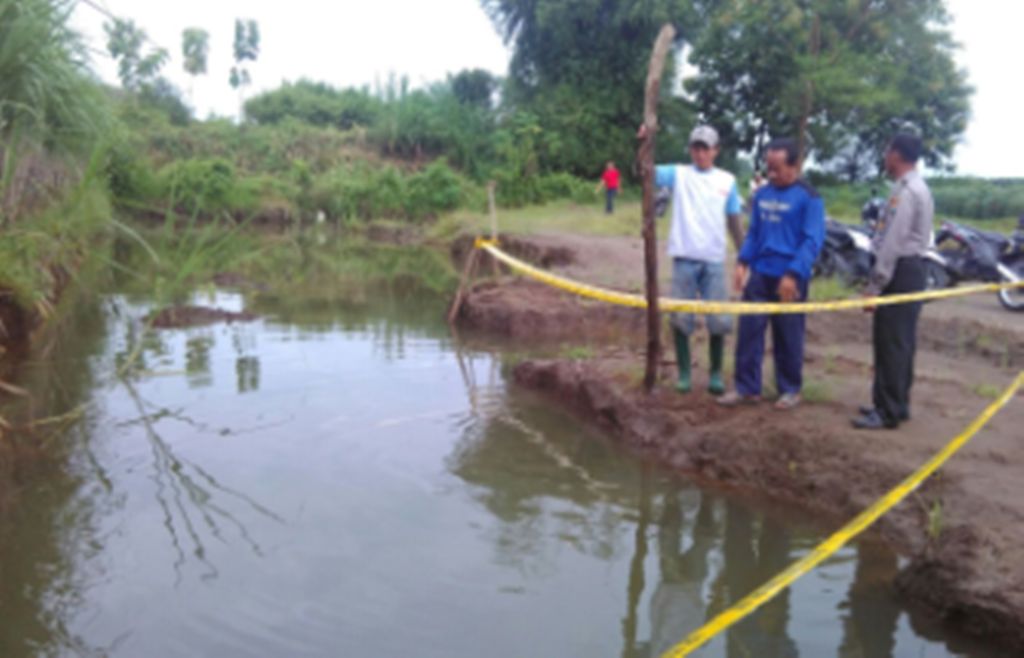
[{"x1": 0, "y1": 282, "x2": 1002, "y2": 657}]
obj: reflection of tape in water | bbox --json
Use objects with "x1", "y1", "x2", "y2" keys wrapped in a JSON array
[
  {"x1": 496, "y1": 412, "x2": 617, "y2": 498},
  {"x1": 474, "y1": 239, "x2": 1024, "y2": 315},
  {"x1": 660, "y1": 371, "x2": 1024, "y2": 658}
]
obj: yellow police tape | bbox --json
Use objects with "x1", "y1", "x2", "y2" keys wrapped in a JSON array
[
  {"x1": 474, "y1": 238, "x2": 1024, "y2": 315},
  {"x1": 661, "y1": 370, "x2": 1023, "y2": 658}
]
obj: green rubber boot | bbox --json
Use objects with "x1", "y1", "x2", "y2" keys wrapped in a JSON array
[
  {"x1": 708, "y1": 334, "x2": 725, "y2": 395},
  {"x1": 674, "y1": 329, "x2": 692, "y2": 393}
]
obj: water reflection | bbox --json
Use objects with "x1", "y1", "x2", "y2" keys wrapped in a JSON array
[
  {"x1": 838, "y1": 543, "x2": 900, "y2": 658},
  {"x1": 185, "y1": 334, "x2": 214, "y2": 388},
  {"x1": 644, "y1": 485, "x2": 716, "y2": 658},
  {"x1": 622, "y1": 465, "x2": 653, "y2": 658},
  {"x1": 119, "y1": 377, "x2": 282, "y2": 584},
  {"x1": 0, "y1": 286, "x2": 111, "y2": 657},
  {"x1": 235, "y1": 355, "x2": 260, "y2": 393},
  {"x1": 717, "y1": 502, "x2": 798, "y2": 657},
  {"x1": 452, "y1": 387, "x2": 997, "y2": 658},
  {"x1": 620, "y1": 478, "x2": 799, "y2": 657}
]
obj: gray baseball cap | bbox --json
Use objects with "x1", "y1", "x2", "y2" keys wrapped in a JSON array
[{"x1": 689, "y1": 125, "x2": 719, "y2": 147}]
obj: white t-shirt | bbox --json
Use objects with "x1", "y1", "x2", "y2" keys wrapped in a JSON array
[{"x1": 656, "y1": 164, "x2": 742, "y2": 263}]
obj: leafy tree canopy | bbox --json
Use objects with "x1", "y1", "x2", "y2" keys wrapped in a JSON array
[
  {"x1": 481, "y1": 0, "x2": 696, "y2": 177},
  {"x1": 686, "y1": 0, "x2": 972, "y2": 179},
  {"x1": 182, "y1": 27, "x2": 209, "y2": 78}
]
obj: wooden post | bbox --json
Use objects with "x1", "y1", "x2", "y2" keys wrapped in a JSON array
[
  {"x1": 487, "y1": 181, "x2": 500, "y2": 277},
  {"x1": 637, "y1": 24, "x2": 676, "y2": 392}
]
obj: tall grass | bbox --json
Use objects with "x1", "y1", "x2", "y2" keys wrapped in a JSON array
[
  {"x1": 0, "y1": 0, "x2": 109, "y2": 221},
  {"x1": 0, "y1": 159, "x2": 112, "y2": 306}
]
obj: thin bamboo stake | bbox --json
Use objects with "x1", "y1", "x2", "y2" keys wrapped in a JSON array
[
  {"x1": 448, "y1": 248, "x2": 481, "y2": 325},
  {"x1": 487, "y1": 181, "x2": 500, "y2": 277}
]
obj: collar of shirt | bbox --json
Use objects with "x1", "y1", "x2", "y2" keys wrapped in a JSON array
[{"x1": 897, "y1": 168, "x2": 921, "y2": 187}]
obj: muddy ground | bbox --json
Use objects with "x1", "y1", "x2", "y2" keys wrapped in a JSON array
[{"x1": 454, "y1": 232, "x2": 1024, "y2": 651}]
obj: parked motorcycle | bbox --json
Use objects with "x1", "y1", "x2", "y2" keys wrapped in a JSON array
[
  {"x1": 813, "y1": 218, "x2": 874, "y2": 285},
  {"x1": 923, "y1": 218, "x2": 1024, "y2": 311}
]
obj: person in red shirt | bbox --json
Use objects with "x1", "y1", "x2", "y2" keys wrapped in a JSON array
[{"x1": 597, "y1": 161, "x2": 621, "y2": 214}]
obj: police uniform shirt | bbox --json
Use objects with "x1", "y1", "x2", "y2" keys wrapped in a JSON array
[{"x1": 866, "y1": 169, "x2": 934, "y2": 296}]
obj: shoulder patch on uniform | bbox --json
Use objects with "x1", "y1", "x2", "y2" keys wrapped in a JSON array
[{"x1": 795, "y1": 178, "x2": 821, "y2": 198}]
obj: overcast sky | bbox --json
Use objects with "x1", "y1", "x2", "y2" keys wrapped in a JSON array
[{"x1": 72, "y1": 0, "x2": 1019, "y2": 178}]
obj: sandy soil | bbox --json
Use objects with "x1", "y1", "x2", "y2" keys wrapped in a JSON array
[{"x1": 453, "y1": 231, "x2": 1024, "y2": 651}]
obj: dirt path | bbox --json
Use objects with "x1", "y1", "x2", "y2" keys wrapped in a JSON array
[{"x1": 453, "y1": 230, "x2": 1024, "y2": 651}]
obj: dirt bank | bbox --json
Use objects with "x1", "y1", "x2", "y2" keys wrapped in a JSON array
[{"x1": 454, "y1": 231, "x2": 1024, "y2": 651}]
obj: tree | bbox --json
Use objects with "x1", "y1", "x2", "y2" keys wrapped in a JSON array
[
  {"x1": 230, "y1": 18, "x2": 260, "y2": 116},
  {"x1": 480, "y1": 0, "x2": 695, "y2": 177},
  {"x1": 181, "y1": 27, "x2": 209, "y2": 101},
  {"x1": 686, "y1": 0, "x2": 972, "y2": 179},
  {"x1": 449, "y1": 69, "x2": 497, "y2": 108},
  {"x1": 138, "y1": 77, "x2": 191, "y2": 126},
  {"x1": 104, "y1": 18, "x2": 167, "y2": 92}
]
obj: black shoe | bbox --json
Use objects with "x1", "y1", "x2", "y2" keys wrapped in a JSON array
[
  {"x1": 859, "y1": 405, "x2": 909, "y2": 422},
  {"x1": 852, "y1": 409, "x2": 898, "y2": 430}
]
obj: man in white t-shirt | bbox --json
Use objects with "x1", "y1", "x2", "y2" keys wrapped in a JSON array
[{"x1": 655, "y1": 125, "x2": 744, "y2": 394}]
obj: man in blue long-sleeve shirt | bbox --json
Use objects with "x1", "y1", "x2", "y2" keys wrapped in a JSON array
[{"x1": 718, "y1": 138, "x2": 825, "y2": 410}]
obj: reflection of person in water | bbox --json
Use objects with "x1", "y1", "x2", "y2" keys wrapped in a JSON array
[
  {"x1": 647, "y1": 489, "x2": 717, "y2": 657},
  {"x1": 721, "y1": 502, "x2": 799, "y2": 658},
  {"x1": 838, "y1": 542, "x2": 899, "y2": 658}
]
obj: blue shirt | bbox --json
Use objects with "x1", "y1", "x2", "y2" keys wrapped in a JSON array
[
  {"x1": 655, "y1": 165, "x2": 743, "y2": 215},
  {"x1": 738, "y1": 180, "x2": 825, "y2": 281}
]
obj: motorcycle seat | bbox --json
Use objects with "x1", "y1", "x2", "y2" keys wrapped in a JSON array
[{"x1": 975, "y1": 228, "x2": 1010, "y2": 250}]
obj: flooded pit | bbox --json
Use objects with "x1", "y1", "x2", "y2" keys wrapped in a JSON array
[{"x1": 0, "y1": 274, "x2": 1004, "y2": 657}]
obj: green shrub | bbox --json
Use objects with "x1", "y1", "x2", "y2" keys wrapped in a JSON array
[
  {"x1": 159, "y1": 158, "x2": 247, "y2": 216},
  {"x1": 309, "y1": 160, "x2": 474, "y2": 222},
  {"x1": 493, "y1": 170, "x2": 594, "y2": 208},
  {"x1": 104, "y1": 133, "x2": 161, "y2": 205},
  {"x1": 245, "y1": 80, "x2": 381, "y2": 129},
  {"x1": 405, "y1": 160, "x2": 466, "y2": 219},
  {"x1": 310, "y1": 165, "x2": 396, "y2": 222},
  {"x1": 236, "y1": 174, "x2": 300, "y2": 219},
  {"x1": 536, "y1": 172, "x2": 594, "y2": 204}
]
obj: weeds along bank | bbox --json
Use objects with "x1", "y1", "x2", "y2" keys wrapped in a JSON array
[
  {"x1": 105, "y1": 109, "x2": 599, "y2": 228},
  {"x1": 0, "y1": 0, "x2": 114, "y2": 347}
]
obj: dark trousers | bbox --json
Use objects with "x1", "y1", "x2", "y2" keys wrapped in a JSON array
[
  {"x1": 605, "y1": 188, "x2": 617, "y2": 214},
  {"x1": 873, "y1": 256, "x2": 924, "y2": 425},
  {"x1": 735, "y1": 270, "x2": 809, "y2": 396}
]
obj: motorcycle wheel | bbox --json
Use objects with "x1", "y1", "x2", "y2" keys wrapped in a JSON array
[
  {"x1": 997, "y1": 259, "x2": 1024, "y2": 311},
  {"x1": 833, "y1": 253, "x2": 862, "y2": 287},
  {"x1": 814, "y1": 249, "x2": 837, "y2": 279},
  {"x1": 923, "y1": 260, "x2": 950, "y2": 290}
]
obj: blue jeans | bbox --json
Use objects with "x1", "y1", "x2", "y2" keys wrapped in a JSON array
[
  {"x1": 670, "y1": 258, "x2": 732, "y2": 335},
  {"x1": 605, "y1": 188, "x2": 617, "y2": 214},
  {"x1": 734, "y1": 270, "x2": 808, "y2": 396}
]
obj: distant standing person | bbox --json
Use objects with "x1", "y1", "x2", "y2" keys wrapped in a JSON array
[
  {"x1": 718, "y1": 137, "x2": 825, "y2": 410},
  {"x1": 598, "y1": 161, "x2": 621, "y2": 214},
  {"x1": 853, "y1": 133, "x2": 933, "y2": 430},
  {"x1": 651, "y1": 125, "x2": 745, "y2": 394}
]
